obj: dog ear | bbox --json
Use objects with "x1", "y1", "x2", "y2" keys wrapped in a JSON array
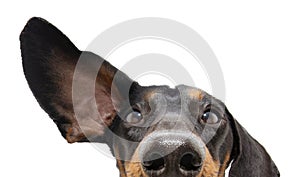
[
  {"x1": 226, "y1": 108, "x2": 280, "y2": 177},
  {"x1": 20, "y1": 17, "x2": 137, "y2": 143}
]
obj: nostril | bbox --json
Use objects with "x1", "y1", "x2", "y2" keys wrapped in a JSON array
[
  {"x1": 179, "y1": 152, "x2": 202, "y2": 172},
  {"x1": 142, "y1": 153, "x2": 165, "y2": 171}
]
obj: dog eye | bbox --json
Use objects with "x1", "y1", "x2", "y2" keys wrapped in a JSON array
[
  {"x1": 126, "y1": 110, "x2": 143, "y2": 124},
  {"x1": 200, "y1": 110, "x2": 220, "y2": 124}
]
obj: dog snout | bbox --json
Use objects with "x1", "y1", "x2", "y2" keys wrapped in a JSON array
[{"x1": 139, "y1": 131, "x2": 205, "y2": 176}]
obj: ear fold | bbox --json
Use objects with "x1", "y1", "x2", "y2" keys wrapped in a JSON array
[
  {"x1": 20, "y1": 17, "x2": 136, "y2": 143},
  {"x1": 226, "y1": 109, "x2": 280, "y2": 177}
]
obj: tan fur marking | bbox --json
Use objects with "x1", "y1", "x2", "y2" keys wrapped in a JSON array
[
  {"x1": 218, "y1": 152, "x2": 231, "y2": 177},
  {"x1": 114, "y1": 146, "x2": 127, "y2": 177},
  {"x1": 124, "y1": 162, "x2": 145, "y2": 177},
  {"x1": 124, "y1": 146, "x2": 148, "y2": 177},
  {"x1": 117, "y1": 160, "x2": 127, "y2": 177},
  {"x1": 143, "y1": 90, "x2": 156, "y2": 101},
  {"x1": 197, "y1": 148, "x2": 220, "y2": 177},
  {"x1": 188, "y1": 89, "x2": 203, "y2": 100}
]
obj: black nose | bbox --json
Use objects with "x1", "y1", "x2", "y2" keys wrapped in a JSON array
[
  {"x1": 140, "y1": 132, "x2": 205, "y2": 176},
  {"x1": 142, "y1": 151, "x2": 202, "y2": 174}
]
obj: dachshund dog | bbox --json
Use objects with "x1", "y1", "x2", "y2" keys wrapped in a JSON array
[{"x1": 20, "y1": 17, "x2": 280, "y2": 177}]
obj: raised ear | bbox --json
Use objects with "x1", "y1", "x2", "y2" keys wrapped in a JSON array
[
  {"x1": 226, "y1": 109, "x2": 280, "y2": 177},
  {"x1": 20, "y1": 17, "x2": 137, "y2": 143}
]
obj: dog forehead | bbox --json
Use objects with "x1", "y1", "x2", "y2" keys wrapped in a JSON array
[
  {"x1": 142, "y1": 85, "x2": 204, "y2": 102},
  {"x1": 136, "y1": 85, "x2": 207, "y2": 116}
]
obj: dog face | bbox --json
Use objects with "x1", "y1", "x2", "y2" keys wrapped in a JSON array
[
  {"x1": 109, "y1": 85, "x2": 233, "y2": 177},
  {"x1": 20, "y1": 17, "x2": 280, "y2": 177}
]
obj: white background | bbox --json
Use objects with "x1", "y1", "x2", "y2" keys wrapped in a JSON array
[{"x1": 1, "y1": 1, "x2": 300, "y2": 176}]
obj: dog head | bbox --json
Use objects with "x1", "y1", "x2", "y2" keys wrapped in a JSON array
[{"x1": 20, "y1": 17, "x2": 279, "y2": 177}]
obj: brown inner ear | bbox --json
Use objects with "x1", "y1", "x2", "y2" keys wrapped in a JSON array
[
  {"x1": 45, "y1": 51, "x2": 112, "y2": 143},
  {"x1": 46, "y1": 51, "x2": 132, "y2": 143},
  {"x1": 63, "y1": 52, "x2": 133, "y2": 143}
]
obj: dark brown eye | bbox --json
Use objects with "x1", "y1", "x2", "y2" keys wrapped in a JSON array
[
  {"x1": 126, "y1": 110, "x2": 143, "y2": 124},
  {"x1": 200, "y1": 110, "x2": 220, "y2": 124}
]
